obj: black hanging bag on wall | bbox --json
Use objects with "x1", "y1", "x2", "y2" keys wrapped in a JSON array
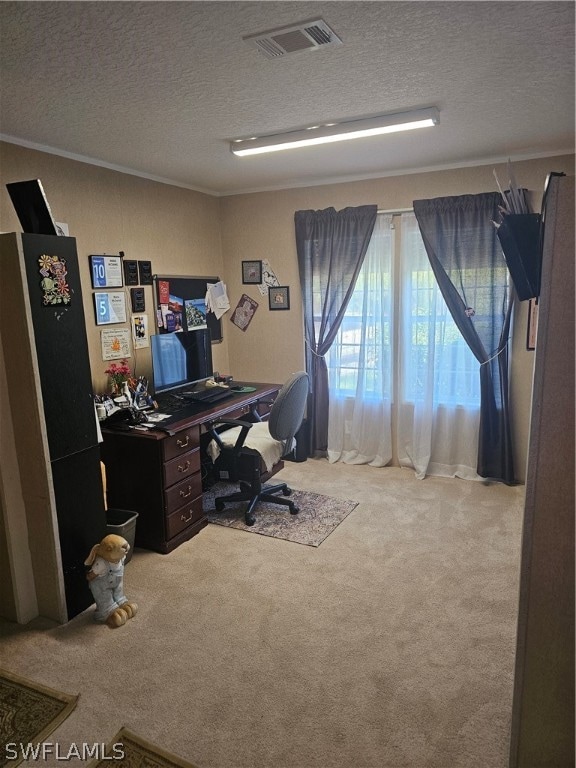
[{"x1": 496, "y1": 212, "x2": 542, "y2": 301}]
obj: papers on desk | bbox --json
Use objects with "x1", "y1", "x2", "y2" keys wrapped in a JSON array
[
  {"x1": 205, "y1": 281, "x2": 230, "y2": 320},
  {"x1": 142, "y1": 412, "x2": 170, "y2": 421}
]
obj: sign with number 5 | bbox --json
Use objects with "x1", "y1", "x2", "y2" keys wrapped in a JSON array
[{"x1": 93, "y1": 292, "x2": 127, "y2": 325}]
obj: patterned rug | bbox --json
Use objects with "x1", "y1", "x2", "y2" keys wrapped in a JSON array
[
  {"x1": 204, "y1": 483, "x2": 358, "y2": 546},
  {"x1": 88, "y1": 728, "x2": 198, "y2": 767},
  {"x1": 0, "y1": 668, "x2": 78, "y2": 768}
]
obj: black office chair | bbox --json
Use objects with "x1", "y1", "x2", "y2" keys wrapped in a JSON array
[{"x1": 207, "y1": 372, "x2": 309, "y2": 526}]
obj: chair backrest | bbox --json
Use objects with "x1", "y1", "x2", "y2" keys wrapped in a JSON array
[{"x1": 268, "y1": 372, "x2": 309, "y2": 456}]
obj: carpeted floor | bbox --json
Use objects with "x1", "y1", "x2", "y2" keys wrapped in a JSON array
[
  {"x1": 204, "y1": 482, "x2": 358, "y2": 546},
  {"x1": 88, "y1": 728, "x2": 199, "y2": 768},
  {"x1": 0, "y1": 668, "x2": 78, "y2": 767},
  {"x1": 0, "y1": 460, "x2": 525, "y2": 768}
]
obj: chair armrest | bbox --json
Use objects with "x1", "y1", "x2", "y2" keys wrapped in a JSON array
[
  {"x1": 207, "y1": 418, "x2": 253, "y2": 452},
  {"x1": 249, "y1": 398, "x2": 277, "y2": 422}
]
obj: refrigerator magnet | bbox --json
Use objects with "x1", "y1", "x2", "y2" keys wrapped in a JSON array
[{"x1": 38, "y1": 254, "x2": 71, "y2": 305}]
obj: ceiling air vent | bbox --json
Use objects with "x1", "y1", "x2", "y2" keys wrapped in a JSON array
[{"x1": 243, "y1": 19, "x2": 342, "y2": 59}]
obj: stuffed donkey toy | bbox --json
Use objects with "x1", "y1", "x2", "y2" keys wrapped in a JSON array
[{"x1": 85, "y1": 534, "x2": 138, "y2": 628}]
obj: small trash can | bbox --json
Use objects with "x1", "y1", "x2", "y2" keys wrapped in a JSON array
[
  {"x1": 106, "y1": 509, "x2": 138, "y2": 563},
  {"x1": 287, "y1": 419, "x2": 309, "y2": 463}
]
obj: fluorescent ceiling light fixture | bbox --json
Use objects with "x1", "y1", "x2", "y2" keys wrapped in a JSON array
[{"x1": 231, "y1": 107, "x2": 439, "y2": 156}]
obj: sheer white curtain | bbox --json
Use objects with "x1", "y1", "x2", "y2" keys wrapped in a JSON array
[
  {"x1": 326, "y1": 212, "x2": 481, "y2": 479},
  {"x1": 397, "y1": 214, "x2": 481, "y2": 479},
  {"x1": 326, "y1": 214, "x2": 393, "y2": 466}
]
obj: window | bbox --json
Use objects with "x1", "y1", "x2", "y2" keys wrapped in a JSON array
[
  {"x1": 326, "y1": 212, "x2": 482, "y2": 408},
  {"x1": 325, "y1": 214, "x2": 393, "y2": 400},
  {"x1": 400, "y1": 215, "x2": 482, "y2": 408},
  {"x1": 323, "y1": 200, "x2": 512, "y2": 480}
]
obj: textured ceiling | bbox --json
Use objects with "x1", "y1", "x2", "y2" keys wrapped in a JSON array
[{"x1": 0, "y1": 1, "x2": 574, "y2": 196}]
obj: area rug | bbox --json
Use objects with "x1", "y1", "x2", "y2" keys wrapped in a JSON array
[
  {"x1": 88, "y1": 727, "x2": 198, "y2": 768},
  {"x1": 204, "y1": 483, "x2": 358, "y2": 546},
  {"x1": 0, "y1": 668, "x2": 78, "y2": 768}
]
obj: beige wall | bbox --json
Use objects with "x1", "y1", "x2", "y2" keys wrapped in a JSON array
[
  {"x1": 1, "y1": 141, "x2": 574, "y2": 484},
  {"x1": 0, "y1": 143, "x2": 228, "y2": 394}
]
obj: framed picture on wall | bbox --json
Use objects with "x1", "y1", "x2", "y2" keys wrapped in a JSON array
[
  {"x1": 138, "y1": 260, "x2": 153, "y2": 285},
  {"x1": 231, "y1": 294, "x2": 258, "y2": 331},
  {"x1": 122, "y1": 259, "x2": 139, "y2": 286},
  {"x1": 89, "y1": 255, "x2": 123, "y2": 288},
  {"x1": 268, "y1": 286, "x2": 290, "y2": 310},
  {"x1": 242, "y1": 260, "x2": 263, "y2": 284},
  {"x1": 93, "y1": 291, "x2": 127, "y2": 325}
]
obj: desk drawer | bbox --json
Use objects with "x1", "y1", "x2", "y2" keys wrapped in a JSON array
[
  {"x1": 164, "y1": 473, "x2": 202, "y2": 514},
  {"x1": 165, "y1": 497, "x2": 204, "y2": 540},
  {"x1": 221, "y1": 403, "x2": 260, "y2": 422},
  {"x1": 163, "y1": 427, "x2": 200, "y2": 461},
  {"x1": 163, "y1": 449, "x2": 200, "y2": 487}
]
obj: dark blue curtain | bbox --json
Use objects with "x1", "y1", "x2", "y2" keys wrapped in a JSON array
[
  {"x1": 295, "y1": 205, "x2": 377, "y2": 455},
  {"x1": 413, "y1": 192, "x2": 515, "y2": 483}
]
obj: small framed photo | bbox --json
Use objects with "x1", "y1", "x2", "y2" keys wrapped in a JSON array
[
  {"x1": 269, "y1": 286, "x2": 290, "y2": 310},
  {"x1": 138, "y1": 260, "x2": 153, "y2": 285},
  {"x1": 123, "y1": 259, "x2": 139, "y2": 286},
  {"x1": 242, "y1": 260, "x2": 263, "y2": 285}
]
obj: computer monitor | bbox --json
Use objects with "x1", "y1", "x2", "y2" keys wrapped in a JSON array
[
  {"x1": 151, "y1": 329, "x2": 213, "y2": 394},
  {"x1": 6, "y1": 179, "x2": 59, "y2": 235}
]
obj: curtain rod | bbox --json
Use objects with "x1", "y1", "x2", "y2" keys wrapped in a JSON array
[{"x1": 377, "y1": 207, "x2": 414, "y2": 215}]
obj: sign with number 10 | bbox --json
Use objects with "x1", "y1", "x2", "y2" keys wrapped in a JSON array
[{"x1": 89, "y1": 255, "x2": 123, "y2": 288}]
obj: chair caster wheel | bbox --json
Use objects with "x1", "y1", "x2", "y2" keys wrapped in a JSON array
[
  {"x1": 215, "y1": 500, "x2": 225, "y2": 511},
  {"x1": 282, "y1": 487, "x2": 292, "y2": 496},
  {"x1": 289, "y1": 504, "x2": 299, "y2": 515},
  {"x1": 245, "y1": 515, "x2": 256, "y2": 526}
]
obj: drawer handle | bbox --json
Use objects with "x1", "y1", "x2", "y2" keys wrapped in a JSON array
[
  {"x1": 180, "y1": 510, "x2": 194, "y2": 523},
  {"x1": 179, "y1": 486, "x2": 192, "y2": 499},
  {"x1": 177, "y1": 460, "x2": 191, "y2": 473},
  {"x1": 176, "y1": 435, "x2": 190, "y2": 449}
]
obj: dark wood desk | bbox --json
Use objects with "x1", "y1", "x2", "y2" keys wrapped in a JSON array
[{"x1": 100, "y1": 382, "x2": 281, "y2": 553}]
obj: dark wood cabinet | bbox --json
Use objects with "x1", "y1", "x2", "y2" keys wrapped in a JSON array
[
  {"x1": 101, "y1": 383, "x2": 280, "y2": 553},
  {"x1": 1, "y1": 233, "x2": 107, "y2": 621}
]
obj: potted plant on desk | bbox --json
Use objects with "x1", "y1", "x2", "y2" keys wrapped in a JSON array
[{"x1": 105, "y1": 360, "x2": 132, "y2": 396}]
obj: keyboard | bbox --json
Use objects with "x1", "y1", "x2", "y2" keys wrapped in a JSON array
[
  {"x1": 154, "y1": 388, "x2": 232, "y2": 415},
  {"x1": 181, "y1": 387, "x2": 233, "y2": 404}
]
